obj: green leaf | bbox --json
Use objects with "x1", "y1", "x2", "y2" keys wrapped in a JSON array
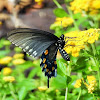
[
  {"x1": 16, "y1": 79, "x2": 36, "y2": 91},
  {"x1": 57, "y1": 59, "x2": 67, "y2": 76},
  {"x1": 73, "y1": 13, "x2": 81, "y2": 19},
  {"x1": 18, "y1": 86, "x2": 27, "y2": 100},
  {"x1": 51, "y1": 74, "x2": 67, "y2": 88},
  {"x1": 0, "y1": 38, "x2": 5, "y2": 48},
  {"x1": 76, "y1": 17, "x2": 87, "y2": 26},
  {"x1": 16, "y1": 61, "x2": 34, "y2": 70},
  {"x1": 28, "y1": 67, "x2": 39, "y2": 78},
  {"x1": 96, "y1": 45, "x2": 100, "y2": 50},
  {"x1": 66, "y1": 76, "x2": 72, "y2": 86},
  {"x1": 0, "y1": 50, "x2": 10, "y2": 58},
  {"x1": 53, "y1": 8, "x2": 68, "y2": 17},
  {"x1": 14, "y1": 47, "x2": 22, "y2": 52},
  {"x1": 50, "y1": 24, "x2": 58, "y2": 30},
  {"x1": 72, "y1": 57, "x2": 87, "y2": 72}
]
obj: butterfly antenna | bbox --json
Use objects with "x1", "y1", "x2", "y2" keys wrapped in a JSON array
[{"x1": 47, "y1": 77, "x2": 49, "y2": 88}]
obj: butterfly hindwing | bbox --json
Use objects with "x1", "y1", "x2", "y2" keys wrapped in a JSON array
[
  {"x1": 40, "y1": 43, "x2": 58, "y2": 78},
  {"x1": 7, "y1": 28, "x2": 58, "y2": 58}
]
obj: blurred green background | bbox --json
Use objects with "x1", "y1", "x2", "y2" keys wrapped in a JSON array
[{"x1": 0, "y1": 0, "x2": 100, "y2": 100}]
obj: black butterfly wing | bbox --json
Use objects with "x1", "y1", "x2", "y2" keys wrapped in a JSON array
[
  {"x1": 40, "y1": 43, "x2": 58, "y2": 88},
  {"x1": 7, "y1": 28, "x2": 59, "y2": 58},
  {"x1": 59, "y1": 48, "x2": 70, "y2": 61}
]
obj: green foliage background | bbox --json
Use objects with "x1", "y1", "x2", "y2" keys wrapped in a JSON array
[{"x1": 0, "y1": 0, "x2": 100, "y2": 100}]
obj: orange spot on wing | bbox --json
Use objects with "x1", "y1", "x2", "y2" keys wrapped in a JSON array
[
  {"x1": 44, "y1": 64, "x2": 47, "y2": 68},
  {"x1": 52, "y1": 67, "x2": 55, "y2": 71},
  {"x1": 44, "y1": 50, "x2": 48, "y2": 55},
  {"x1": 43, "y1": 58, "x2": 46, "y2": 63},
  {"x1": 54, "y1": 61, "x2": 57, "y2": 64},
  {"x1": 46, "y1": 69, "x2": 49, "y2": 72},
  {"x1": 49, "y1": 71, "x2": 51, "y2": 74}
]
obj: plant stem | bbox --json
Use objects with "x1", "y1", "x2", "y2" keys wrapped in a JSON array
[
  {"x1": 98, "y1": 67, "x2": 100, "y2": 89},
  {"x1": 68, "y1": 62, "x2": 71, "y2": 76},
  {"x1": 66, "y1": 6, "x2": 79, "y2": 30},
  {"x1": 93, "y1": 93, "x2": 96, "y2": 100},
  {"x1": 91, "y1": 43, "x2": 100, "y2": 89},
  {"x1": 91, "y1": 44, "x2": 96, "y2": 56},
  {"x1": 65, "y1": 61, "x2": 71, "y2": 100},
  {"x1": 2, "y1": 93, "x2": 6, "y2": 100},
  {"x1": 8, "y1": 83, "x2": 18, "y2": 100},
  {"x1": 97, "y1": 61, "x2": 100, "y2": 89},
  {"x1": 77, "y1": 88, "x2": 81, "y2": 100},
  {"x1": 53, "y1": 0, "x2": 62, "y2": 8},
  {"x1": 65, "y1": 87, "x2": 68, "y2": 100},
  {"x1": 10, "y1": 91, "x2": 18, "y2": 100}
]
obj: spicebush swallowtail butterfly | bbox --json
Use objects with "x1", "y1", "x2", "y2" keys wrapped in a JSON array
[{"x1": 7, "y1": 28, "x2": 70, "y2": 88}]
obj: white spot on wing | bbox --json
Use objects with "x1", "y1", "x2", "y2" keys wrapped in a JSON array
[
  {"x1": 25, "y1": 46, "x2": 29, "y2": 50},
  {"x1": 33, "y1": 51, "x2": 37, "y2": 56},
  {"x1": 22, "y1": 43, "x2": 26, "y2": 47},
  {"x1": 29, "y1": 49, "x2": 33, "y2": 53}
]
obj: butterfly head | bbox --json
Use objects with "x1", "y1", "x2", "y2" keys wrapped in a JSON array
[
  {"x1": 59, "y1": 34, "x2": 64, "y2": 40},
  {"x1": 56, "y1": 34, "x2": 65, "y2": 49}
]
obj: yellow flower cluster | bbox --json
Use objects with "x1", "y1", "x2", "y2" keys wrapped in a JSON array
[
  {"x1": 12, "y1": 59, "x2": 25, "y2": 65},
  {"x1": 85, "y1": 76, "x2": 97, "y2": 94},
  {"x1": 13, "y1": 53, "x2": 24, "y2": 59},
  {"x1": 70, "y1": 0, "x2": 100, "y2": 14},
  {"x1": 64, "y1": 29, "x2": 99, "y2": 57},
  {"x1": 1, "y1": 67, "x2": 15, "y2": 82},
  {"x1": 53, "y1": 17, "x2": 74, "y2": 27},
  {"x1": 74, "y1": 76, "x2": 97, "y2": 94},
  {"x1": 74, "y1": 78, "x2": 83, "y2": 88},
  {"x1": 3, "y1": 76, "x2": 15, "y2": 82},
  {"x1": 3, "y1": 67, "x2": 12, "y2": 75},
  {"x1": 38, "y1": 86, "x2": 47, "y2": 91},
  {"x1": 35, "y1": 0, "x2": 44, "y2": 5},
  {"x1": 0, "y1": 56, "x2": 12, "y2": 64}
]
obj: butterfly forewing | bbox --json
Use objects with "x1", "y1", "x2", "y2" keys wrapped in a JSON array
[{"x1": 7, "y1": 28, "x2": 58, "y2": 58}]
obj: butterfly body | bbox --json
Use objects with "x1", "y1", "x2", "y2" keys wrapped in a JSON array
[{"x1": 7, "y1": 28, "x2": 70, "y2": 88}]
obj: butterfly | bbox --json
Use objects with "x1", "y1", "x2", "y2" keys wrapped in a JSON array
[{"x1": 7, "y1": 28, "x2": 70, "y2": 88}]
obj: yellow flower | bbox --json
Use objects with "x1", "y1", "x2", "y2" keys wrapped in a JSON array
[
  {"x1": 3, "y1": 76, "x2": 15, "y2": 82},
  {"x1": 13, "y1": 53, "x2": 24, "y2": 59},
  {"x1": 86, "y1": 76, "x2": 97, "y2": 94},
  {"x1": 3, "y1": 67, "x2": 12, "y2": 75},
  {"x1": 64, "y1": 29, "x2": 100, "y2": 57},
  {"x1": 74, "y1": 76, "x2": 97, "y2": 94},
  {"x1": 12, "y1": 59, "x2": 25, "y2": 65},
  {"x1": 38, "y1": 86, "x2": 47, "y2": 91},
  {"x1": 74, "y1": 79, "x2": 83, "y2": 88},
  {"x1": 0, "y1": 56, "x2": 12, "y2": 64},
  {"x1": 70, "y1": 0, "x2": 100, "y2": 14},
  {"x1": 55, "y1": 89, "x2": 59, "y2": 92},
  {"x1": 92, "y1": 0, "x2": 100, "y2": 9},
  {"x1": 87, "y1": 76, "x2": 96, "y2": 84},
  {"x1": 35, "y1": 0, "x2": 44, "y2": 5},
  {"x1": 54, "y1": 17, "x2": 73, "y2": 27},
  {"x1": 89, "y1": 10, "x2": 99, "y2": 15}
]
